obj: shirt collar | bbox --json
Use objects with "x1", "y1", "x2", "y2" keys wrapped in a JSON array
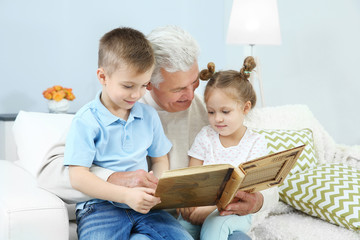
[{"x1": 93, "y1": 91, "x2": 143, "y2": 126}]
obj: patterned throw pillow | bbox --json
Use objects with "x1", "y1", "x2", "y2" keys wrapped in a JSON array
[
  {"x1": 253, "y1": 128, "x2": 318, "y2": 175},
  {"x1": 279, "y1": 163, "x2": 360, "y2": 231}
]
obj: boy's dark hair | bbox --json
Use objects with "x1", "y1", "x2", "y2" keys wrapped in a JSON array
[{"x1": 98, "y1": 27, "x2": 154, "y2": 76}]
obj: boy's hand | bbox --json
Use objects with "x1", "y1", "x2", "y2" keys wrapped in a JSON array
[
  {"x1": 107, "y1": 170, "x2": 158, "y2": 190},
  {"x1": 125, "y1": 187, "x2": 161, "y2": 214}
]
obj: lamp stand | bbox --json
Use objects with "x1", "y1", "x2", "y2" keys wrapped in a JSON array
[{"x1": 249, "y1": 44, "x2": 265, "y2": 107}]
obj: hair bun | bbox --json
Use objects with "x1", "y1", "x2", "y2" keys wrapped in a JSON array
[
  {"x1": 200, "y1": 62, "x2": 216, "y2": 80},
  {"x1": 240, "y1": 56, "x2": 256, "y2": 80}
]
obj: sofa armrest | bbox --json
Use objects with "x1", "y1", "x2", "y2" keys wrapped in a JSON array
[{"x1": 0, "y1": 160, "x2": 69, "y2": 240}]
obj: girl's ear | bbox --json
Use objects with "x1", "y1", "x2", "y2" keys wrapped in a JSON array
[
  {"x1": 146, "y1": 82, "x2": 153, "y2": 91},
  {"x1": 97, "y1": 68, "x2": 106, "y2": 85},
  {"x1": 243, "y1": 101, "x2": 252, "y2": 115}
]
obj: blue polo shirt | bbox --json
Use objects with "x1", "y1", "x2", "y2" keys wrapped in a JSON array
[{"x1": 64, "y1": 91, "x2": 172, "y2": 208}]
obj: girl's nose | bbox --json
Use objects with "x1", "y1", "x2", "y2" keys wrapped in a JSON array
[{"x1": 215, "y1": 113, "x2": 223, "y2": 122}]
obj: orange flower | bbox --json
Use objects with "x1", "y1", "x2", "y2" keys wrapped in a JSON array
[
  {"x1": 42, "y1": 85, "x2": 75, "y2": 101},
  {"x1": 43, "y1": 91, "x2": 52, "y2": 100},
  {"x1": 66, "y1": 92, "x2": 76, "y2": 101},
  {"x1": 53, "y1": 91, "x2": 65, "y2": 101},
  {"x1": 54, "y1": 85, "x2": 63, "y2": 91}
]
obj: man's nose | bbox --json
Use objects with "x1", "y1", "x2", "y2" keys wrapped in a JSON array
[{"x1": 182, "y1": 85, "x2": 195, "y2": 100}]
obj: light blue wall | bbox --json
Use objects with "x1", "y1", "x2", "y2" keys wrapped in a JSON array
[
  {"x1": 0, "y1": 0, "x2": 226, "y2": 112},
  {"x1": 225, "y1": 0, "x2": 360, "y2": 146},
  {"x1": 1, "y1": 0, "x2": 359, "y2": 145}
]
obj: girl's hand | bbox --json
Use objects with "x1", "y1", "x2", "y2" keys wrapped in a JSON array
[
  {"x1": 177, "y1": 207, "x2": 196, "y2": 221},
  {"x1": 188, "y1": 206, "x2": 217, "y2": 225},
  {"x1": 124, "y1": 187, "x2": 161, "y2": 214}
]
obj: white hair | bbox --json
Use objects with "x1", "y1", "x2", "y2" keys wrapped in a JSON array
[{"x1": 147, "y1": 25, "x2": 200, "y2": 87}]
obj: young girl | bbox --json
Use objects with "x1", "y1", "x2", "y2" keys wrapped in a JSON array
[{"x1": 178, "y1": 56, "x2": 268, "y2": 240}]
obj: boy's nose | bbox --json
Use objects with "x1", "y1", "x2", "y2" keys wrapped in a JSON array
[{"x1": 131, "y1": 90, "x2": 141, "y2": 99}]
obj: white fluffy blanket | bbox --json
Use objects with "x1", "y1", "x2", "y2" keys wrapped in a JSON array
[
  {"x1": 249, "y1": 202, "x2": 360, "y2": 240},
  {"x1": 244, "y1": 105, "x2": 360, "y2": 239}
]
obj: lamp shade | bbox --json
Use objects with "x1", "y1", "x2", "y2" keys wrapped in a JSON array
[{"x1": 227, "y1": 0, "x2": 281, "y2": 45}]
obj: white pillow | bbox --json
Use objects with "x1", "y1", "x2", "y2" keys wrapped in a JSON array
[
  {"x1": 244, "y1": 104, "x2": 336, "y2": 165},
  {"x1": 12, "y1": 111, "x2": 74, "y2": 177}
]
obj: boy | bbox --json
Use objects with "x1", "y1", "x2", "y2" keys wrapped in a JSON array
[{"x1": 64, "y1": 27, "x2": 192, "y2": 239}]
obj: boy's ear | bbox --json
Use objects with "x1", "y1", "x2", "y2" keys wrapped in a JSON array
[
  {"x1": 243, "y1": 101, "x2": 252, "y2": 114},
  {"x1": 97, "y1": 68, "x2": 106, "y2": 85},
  {"x1": 146, "y1": 82, "x2": 153, "y2": 91}
]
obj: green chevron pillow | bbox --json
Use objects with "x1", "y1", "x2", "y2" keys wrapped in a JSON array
[
  {"x1": 279, "y1": 163, "x2": 360, "y2": 230},
  {"x1": 253, "y1": 128, "x2": 317, "y2": 175}
]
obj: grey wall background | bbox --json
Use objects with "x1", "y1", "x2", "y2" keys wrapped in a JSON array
[{"x1": 0, "y1": 0, "x2": 359, "y2": 145}]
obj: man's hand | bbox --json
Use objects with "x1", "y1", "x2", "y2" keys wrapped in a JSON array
[
  {"x1": 219, "y1": 191, "x2": 263, "y2": 216},
  {"x1": 107, "y1": 170, "x2": 158, "y2": 190}
]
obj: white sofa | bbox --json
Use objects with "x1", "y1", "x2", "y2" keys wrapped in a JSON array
[{"x1": 1, "y1": 105, "x2": 359, "y2": 240}]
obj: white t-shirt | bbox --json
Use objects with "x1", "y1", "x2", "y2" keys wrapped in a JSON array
[
  {"x1": 140, "y1": 91, "x2": 209, "y2": 170},
  {"x1": 188, "y1": 125, "x2": 268, "y2": 166}
]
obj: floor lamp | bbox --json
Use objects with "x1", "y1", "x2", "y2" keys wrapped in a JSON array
[{"x1": 226, "y1": 0, "x2": 282, "y2": 107}]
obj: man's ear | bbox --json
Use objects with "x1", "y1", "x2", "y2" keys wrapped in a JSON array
[
  {"x1": 97, "y1": 68, "x2": 106, "y2": 85},
  {"x1": 146, "y1": 82, "x2": 154, "y2": 91},
  {"x1": 243, "y1": 101, "x2": 252, "y2": 115}
]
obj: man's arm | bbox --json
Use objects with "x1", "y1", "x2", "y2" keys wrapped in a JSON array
[
  {"x1": 37, "y1": 135, "x2": 158, "y2": 204},
  {"x1": 37, "y1": 140, "x2": 95, "y2": 204},
  {"x1": 257, "y1": 187, "x2": 279, "y2": 213}
]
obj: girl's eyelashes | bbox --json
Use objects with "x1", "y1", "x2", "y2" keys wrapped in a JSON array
[{"x1": 207, "y1": 110, "x2": 231, "y2": 114}]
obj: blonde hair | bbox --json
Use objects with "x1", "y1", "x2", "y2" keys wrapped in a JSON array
[
  {"x1": 200, "y1": 56, "x2": 257, "y2": 108},
  {"x1": 98, "y1": 27, "x2": 154, "y2": 76}
]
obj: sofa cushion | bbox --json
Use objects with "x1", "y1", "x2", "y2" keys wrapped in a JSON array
[
  {"x1": 253, "y1": 128, "x2": 318, "y2": 175},
  {"x1": 12, "y1": 111, "x2": 74, "y2": 177},
  {"x1": 0, "y1": 160, "x2": 69, "y2": 239},
  {"x1": 279, "y1": 163, "x2": 360, "y2": 231}
]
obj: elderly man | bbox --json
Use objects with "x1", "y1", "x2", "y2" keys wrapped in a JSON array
[{"x1": 37, "y1": 25, "x2": 278, "y2": 240}]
